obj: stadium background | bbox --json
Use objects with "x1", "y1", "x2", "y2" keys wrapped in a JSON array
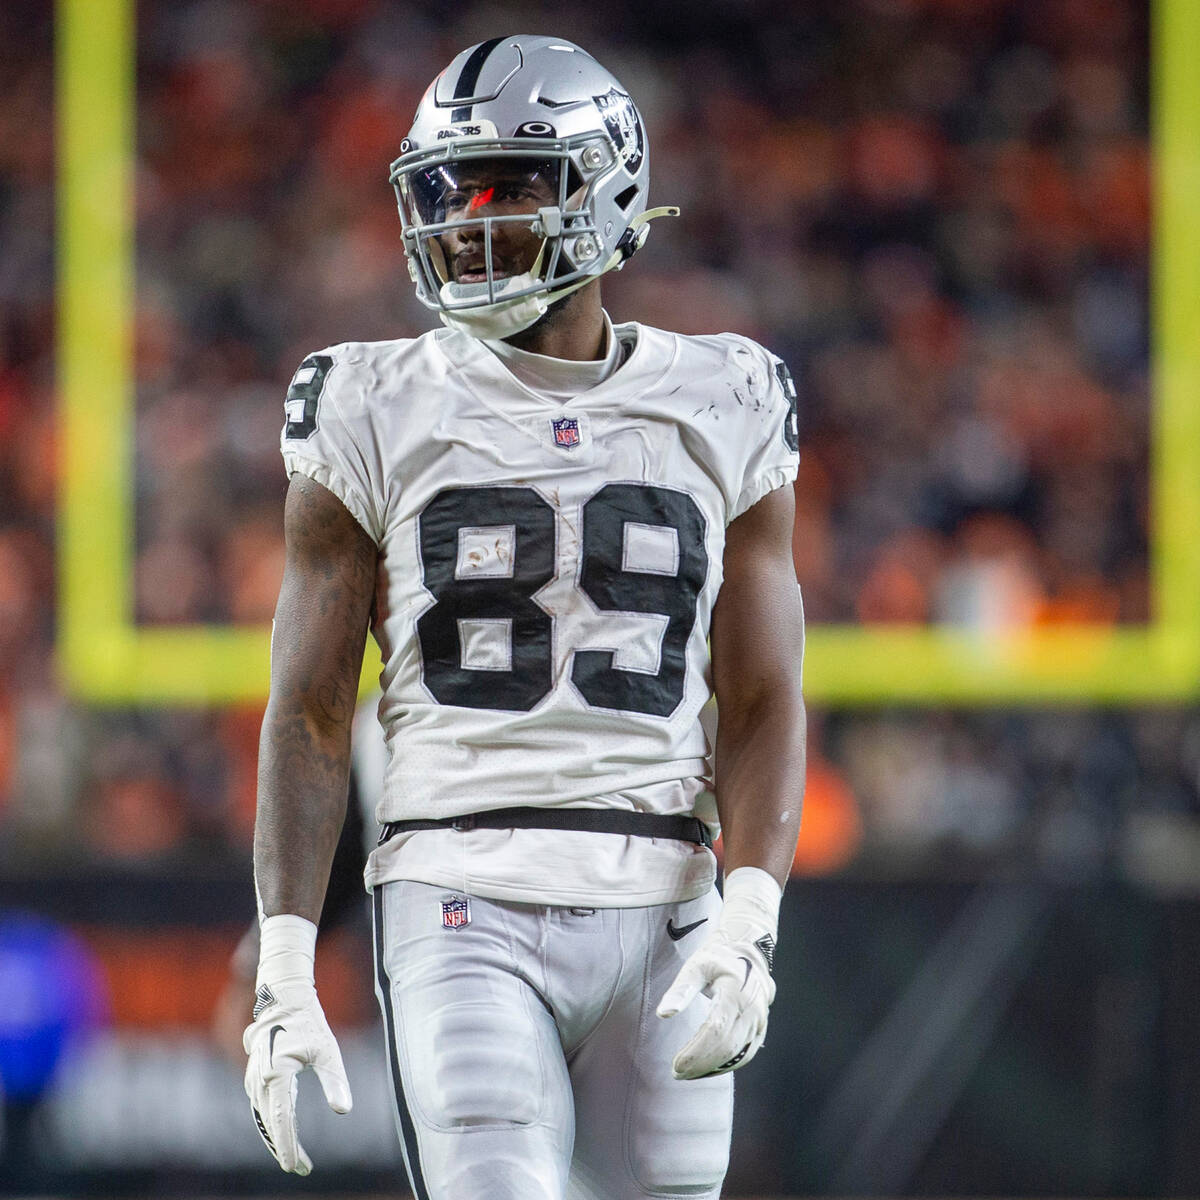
[{"x1": 2, "y1": 0, "x2": 1198, "y2": 1194}]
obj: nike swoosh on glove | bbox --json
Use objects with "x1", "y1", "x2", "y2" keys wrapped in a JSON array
[
  {"x1": 243, "y1": 915, "x2": 352, "y2": 1174},
  {"x1": 656, "y1": 866, "x2": 780, "y2": 1079}
]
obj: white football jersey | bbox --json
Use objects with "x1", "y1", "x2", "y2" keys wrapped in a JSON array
[{"x1": 280, "y1": 319, "x2": 799, "y2": 905}]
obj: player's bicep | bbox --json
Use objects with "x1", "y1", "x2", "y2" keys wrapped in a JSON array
[
  {"x1": 270, "y1": 473, "x2": 377, "y2": 730},
  {"x1": 710, "y1": 483, "x2": 804, "y2": 719}
]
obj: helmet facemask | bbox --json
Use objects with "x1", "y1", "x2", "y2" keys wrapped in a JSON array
[{"x1": 391, "y1": 136, "x2": 625, "y2": 338}]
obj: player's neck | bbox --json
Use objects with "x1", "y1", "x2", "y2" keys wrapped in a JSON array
[{"x1": 502, "y1": 282, "x2": 607, "y2": 362}]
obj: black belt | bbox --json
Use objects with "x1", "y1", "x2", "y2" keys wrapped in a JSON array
[{"x1": 379, "y1": 806, "x2": 713, "y2": 849}]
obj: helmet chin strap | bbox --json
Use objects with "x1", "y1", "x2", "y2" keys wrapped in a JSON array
[
  {"x1": 438, "y1": 207, "x2": 679, "y2": 340},
  {"x1": 437, "y1": 276, "x2": 551, "y2": 339}
]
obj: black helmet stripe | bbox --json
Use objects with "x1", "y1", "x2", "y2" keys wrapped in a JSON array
[{"x1": 451, "y1": 37, "x2": 505, "y2": 122}]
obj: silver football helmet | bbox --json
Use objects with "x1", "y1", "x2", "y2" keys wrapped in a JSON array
[{"x1": 389, "y1": 35, "x2": 678, "y2": 339}]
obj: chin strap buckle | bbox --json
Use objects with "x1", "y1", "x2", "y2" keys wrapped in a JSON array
[{"x1": 614, "y1": 226, "x2": 643, "y2": 262}]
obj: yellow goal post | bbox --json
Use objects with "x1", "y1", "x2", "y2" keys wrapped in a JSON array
[{"x1": 56, "y1": 0, "x2": 1200, "y2": 705}]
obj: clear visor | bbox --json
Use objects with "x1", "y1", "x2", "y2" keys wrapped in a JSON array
[
  {"x1": 392, "y1": 146, "x2": 600, "y2": 310},
  {"x1": 402, "y1": 157, "x2": 563, "y2": 226}
]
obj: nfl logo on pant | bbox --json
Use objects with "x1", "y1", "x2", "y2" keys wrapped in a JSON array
[{"x1": 441, "y1": 895, "x2": 471, "y2": 929}]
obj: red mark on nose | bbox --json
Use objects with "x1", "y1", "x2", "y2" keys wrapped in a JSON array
[{"x1": 468, "y1": 187, "x2": 495, "y2": 212}]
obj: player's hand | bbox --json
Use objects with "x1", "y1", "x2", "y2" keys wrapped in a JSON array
[
  {"x1": 243, "y1": 916, "x2": 352, "y2": 1175},
  {"x1": 656, "y1": 867, "x2": 780, "y2": 1080}
]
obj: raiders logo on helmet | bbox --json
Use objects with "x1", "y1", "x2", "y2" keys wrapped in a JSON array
[{"x1": 593, "y1": 87, "x2": 644, "y2": 174}]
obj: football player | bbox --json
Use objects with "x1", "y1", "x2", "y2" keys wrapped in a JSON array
[{"x1": 244, "y1": 35, "x2": 806, "y2": 1200}]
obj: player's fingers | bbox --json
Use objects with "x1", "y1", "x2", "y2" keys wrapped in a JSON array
[
  {"x1": 677, "y1": 1015, "x2": 754, "y2": 1079},
  {"x1": 244, "y1": 1046, "x2": 273, "y2": 1132},
  {"x1": 260, "y1": 1073, "x2": 296, "y2": 1172},
  {"x1": 263, "y1": 1072, "x2": 310, "y2": 1175},
  {"x1": 314, "y1": 1045, "x2": 353, "y2": 1114},
  {"x1": 714, "y1": 1007, "x2": 760, "y2": 1074},
  {"x1": 676, "y1": 976, "x2": 758, "y2": 1078},
  {"x1": 656, "y1": 959, "x2": 708, "y2": 1018},
  {"x1": 250, "y1": 1080, "x2": 283, "y2": 1170},
  {"x1": 710, "y1": 1017, "x2": 758, "y2": 1075},
  {"x1": 670, "y1": 980, "x2": 739, "y2": 1078}
]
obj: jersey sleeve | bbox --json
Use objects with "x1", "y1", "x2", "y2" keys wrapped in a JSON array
[
  {"x1": 279, "y1": 348, "x2": 386, "y2": 544},
  {"x1": 730, "y1": 342, "x2": 801, "y2": 521}
]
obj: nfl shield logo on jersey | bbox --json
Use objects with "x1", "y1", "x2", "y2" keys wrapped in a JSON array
[
  {"x1": 551, "y1": 416, "x2": 581, "y2": 448},
  {"x1": 441, "y1": 895, "x2": 471, "y2": 929}
]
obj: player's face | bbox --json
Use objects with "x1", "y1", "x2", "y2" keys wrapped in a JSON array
[{"x1": 417, "y1": 159, "x2": 558, "y2": 283}]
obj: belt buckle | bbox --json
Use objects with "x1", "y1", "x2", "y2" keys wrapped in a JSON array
[{"x1": 451, "y1": 814, "x2": 476, "y2": 832}]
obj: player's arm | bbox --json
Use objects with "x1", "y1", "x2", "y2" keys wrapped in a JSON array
[
  {"x1": 657, "y1": 482, "x2": 805, "y2": 1078},
  {"x1": 244, "y1": 473, "x2": 376, "y2": 1175},
  {"x1": 709, "y1": 479, "x2": 806, "y2": 880},
  {"x1": 213, "y1": 774, "x2": 368, "y2": 1066},
  {"x1": 256, "y1": 472, "x2": 375, "y2": 920}
]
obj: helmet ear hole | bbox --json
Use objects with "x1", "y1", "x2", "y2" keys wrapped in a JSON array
[{"x1": 614, "y1": 185, "x2": 639, "y2": 213}]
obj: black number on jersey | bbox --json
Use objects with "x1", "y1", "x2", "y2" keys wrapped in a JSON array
[
  {"x1": 416, "y1": 483, "x2": 708, "y2": 717},
  {"x1": 417, "y1": 487, "x2": 555, "y2": 711},
  {"x1": 573, "y1": 484, "x2": 708, "y2": 717},
  {"x1": 283, "y1": 354, "x2": 333, "y2": 441},
  {"x1": 775, "y1": 361, "x2": 799, "y2": 452}
]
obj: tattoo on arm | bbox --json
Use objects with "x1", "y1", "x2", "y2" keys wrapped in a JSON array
[{"x1": 254, "y1": 475, "x2": 378, "y2": 922}]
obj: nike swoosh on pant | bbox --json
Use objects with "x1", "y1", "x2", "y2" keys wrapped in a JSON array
[{"x1": 666, "y1": 917, "x2": 708, "y2": 941}]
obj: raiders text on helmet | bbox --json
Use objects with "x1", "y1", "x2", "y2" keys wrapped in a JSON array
[{"x1": 389, "y1": 35, "x2": 678, "y2": 339}]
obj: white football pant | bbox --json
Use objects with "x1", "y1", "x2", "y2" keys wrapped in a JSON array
[{"x1": 373, "y1": 880, "x2": 733, "y2": 1200}]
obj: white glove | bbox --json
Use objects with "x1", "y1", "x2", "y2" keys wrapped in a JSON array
[
  {"x1": 243, "y1": 915, "x2": 352, "y2": 1174},
  {"x1": 656, "y1": 867, "x2": 780, "y2": 1079}
]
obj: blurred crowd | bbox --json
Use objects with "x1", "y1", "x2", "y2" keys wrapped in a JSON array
[{"x1": 2, "y1": 0, "x2": 1189, "y2": 884}]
